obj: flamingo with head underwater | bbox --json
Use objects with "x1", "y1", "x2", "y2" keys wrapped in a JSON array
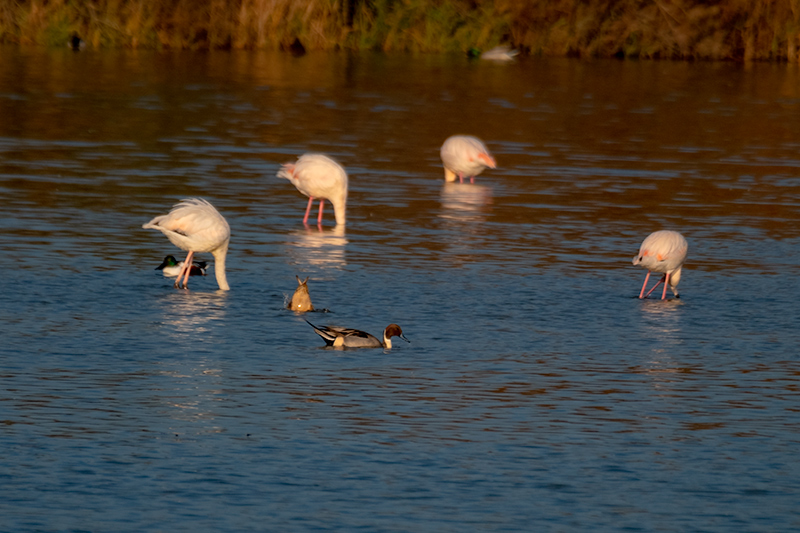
[
  {"x1": 632, "y1": 230, "x2": 688, "y2": 300},
  {"x1": 440, "y1": 135, "x2": 496, "y2": 183},
  {"x1": 277, "y1": 153, "x2": 348, "y2": 226},
  {"x1": 142, "y1": 198, "x2": 231, "y2": 291}
]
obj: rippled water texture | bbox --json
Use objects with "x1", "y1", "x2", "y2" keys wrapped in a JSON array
[{"x1": 1, "y1": 48, "x2": 799, "y2": 531}]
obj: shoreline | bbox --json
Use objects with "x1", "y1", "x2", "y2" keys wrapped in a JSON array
[{"x1": 1, "y1": 0, "x2": 798, "y2": 61}]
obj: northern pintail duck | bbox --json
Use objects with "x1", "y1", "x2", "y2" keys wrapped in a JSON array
[
  {"x1": 287, "y1": 276, "x2": 314, "y2": 313},
  {"x1": 156, "y1": 255, "x2": 207, "y2": 278},
  {"x1": 632, "y1": 230, "x2": 688, "y2": 299},
  {"x1": 306, "y1": 320, "x2": 409, "y2": 349}
]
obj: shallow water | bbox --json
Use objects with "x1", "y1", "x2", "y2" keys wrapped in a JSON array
[{"x1": 1, "y1": 48, "x2": 799, "y2": 531}]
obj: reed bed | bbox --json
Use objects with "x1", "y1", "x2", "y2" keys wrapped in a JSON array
[{"x1": 1, "y1": 0, "x2": 798, "y2": 60}]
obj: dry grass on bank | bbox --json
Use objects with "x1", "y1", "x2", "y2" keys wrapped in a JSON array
[{"x1": 0, "y1": 0, "x2": 799, "y2": 61}]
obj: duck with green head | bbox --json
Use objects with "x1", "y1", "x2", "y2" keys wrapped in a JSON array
[{"x1": 155, "y1": 255, "x2": 207, "y2": 278}]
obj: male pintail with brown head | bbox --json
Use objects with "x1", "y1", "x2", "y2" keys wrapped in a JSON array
[{"x1": 306, "y1": 321, "x2": 409, "y2": 349}]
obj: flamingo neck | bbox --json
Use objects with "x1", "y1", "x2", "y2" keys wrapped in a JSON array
[
  {"x1": 444, "y1": 167, "x2": 457, "y2": 182},
  {"x1": 334, "y1": 200, "x2": 347, "y2": 226},
  {"x1": 669, "y1": 267, "x2": 682, "y2": 288},
  {"x1": 212, "y1": 241, "x2": 230, "y2": 291}
]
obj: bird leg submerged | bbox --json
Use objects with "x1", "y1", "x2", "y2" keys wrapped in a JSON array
[
  {"x1": 303, "y1": 197, "x2": 314, "y2": 225},
  {"x1": 175, "y1": 250, "x2": 194, "y2": 289},
  {"x1": 301, "y1": 197, "x2": 327, "y2": 227},
  {"x1": 638, "y1": 271, "x2": 652, "y2": 299},
  {"x1": 639, "y1": 272, "x2": 678, "y2": 300}
]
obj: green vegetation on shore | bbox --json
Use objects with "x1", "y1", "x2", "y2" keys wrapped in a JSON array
[{"x1": 1, "y1": 0, "x2": 798, "y2": 60}]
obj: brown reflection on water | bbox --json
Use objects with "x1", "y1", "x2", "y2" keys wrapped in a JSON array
[{"x1": 1, "y1": 47, "x2": 799, "y2": 276}]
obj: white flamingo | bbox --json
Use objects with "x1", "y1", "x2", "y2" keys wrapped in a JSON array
[
  {"x1": 277, "y1": 153, "x2": 348, "y2": 226},
  {"x1": 440, "y1": 135, "x2": 496, "y2": 183},
  {"x1": 142, "y1": 198, "x2": 231, "y2": 291},
  {"x1": 481, "y1": 45, "x2": 519, "y2": 61},
  {"x1": 632, "y1": 230, "x2": 688, "y2": 300}
]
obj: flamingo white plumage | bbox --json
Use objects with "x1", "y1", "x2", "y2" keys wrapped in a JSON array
[
  {"x1": 632, "y1": 230, "x2": 688, "y2": 300},
  {"x1": 277, "y1": 153, "x2": 348, "y2": 226},
  {"x1": 481, "y1": 45, "x2": 519, "y2": 61},
  {"x1": 142, "y1": 198, "x2": 231, "y2": 291},
  {"x1": 440, "y1": 135, "x2": 497, "y2": 183}
]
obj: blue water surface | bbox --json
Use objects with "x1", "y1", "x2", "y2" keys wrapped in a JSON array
[{"x1": 1, "y1": 48, "x2": 799, "y2": 531}]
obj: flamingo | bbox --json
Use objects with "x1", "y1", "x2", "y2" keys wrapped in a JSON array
[
  {"x1": 632, "y1": 230, "x2": 688, "y2": 300},
  {"x1": 480, "y1": 45, "x2": 519, "y2": 61},
  {"x1": 440, "y1": 135, "x2": 497, "y2": 183},
  {"x1": 142, "y1": 198, "x2": 231, "y2": 291},
  {"x1": 306, "y1": 320, "x2": 409, "y2": 349},
  {"x1": 277, "y1": 154, "x2": 348, "y2": 226}
]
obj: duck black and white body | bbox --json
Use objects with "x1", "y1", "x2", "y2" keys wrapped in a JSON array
[
  {"x1": 306, "y1": 320, "x2": 409, "y2": 349},
  {"x1": 155, "y1": 255, "x2": 207, "y2": 278}
]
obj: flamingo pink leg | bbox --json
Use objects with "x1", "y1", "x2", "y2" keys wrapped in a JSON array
[
  {"x1": 181, "y1": 251, "x2": 195, "y2": 289},
  {"x1": 176, "y1": 250, "x2": 194, "y2": 289},
  {"x1": 644, "y1": 275, "x2": 665, "y2": 298},
  {"x1": 302, "y1": 197, "x2": 314, "y2": 225},
  {"x1": 470, "y1": 176, "x2": 475, "y2": 184},
  {"x1": 638, "y1": 271, "x2": 651, "y2": 299},
  {"x1": 458, "y1": 173, "x2": 464, "y2": 184},
  {"x1": 317, "y1": 199, "x2": 325, "y2": 226},
  {"x1": 661, "y1": 272, "x2": 670, "y2": 300}
]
